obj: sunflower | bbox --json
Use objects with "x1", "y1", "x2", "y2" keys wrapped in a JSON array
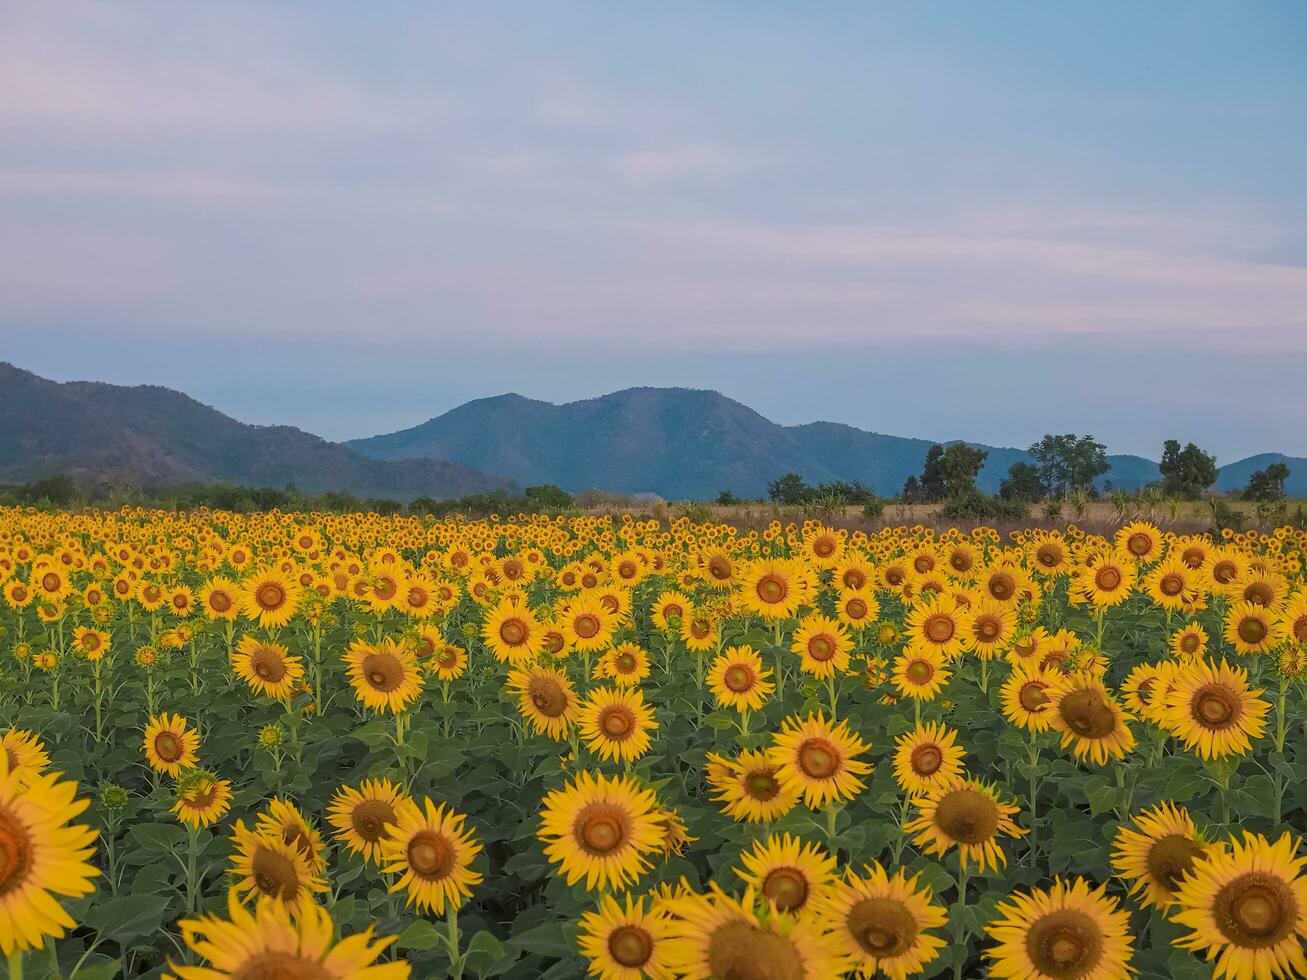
[
  {"x1": 651, "y1": 591, "x2": 691, "y2": 633},
  {"x1": 143, "y1": 713, "x2": 200, "y2": 778},
  {"x1": 790, "y1": 613, "x2": 853, "y2": 679},
  {"x1": 1235, "y1": 569, "x2": 1289, "y2": 609},
  {"x1": 707, "y1": 645, "x2": 774, "y2": 713},
  {"x1": 817, "y1": 862, "x2": 948, "y2": 980},
  {"x1": 0, "y1": 762, "x2": 98, "y2": 955},
  {"x1": 1048, "y1": 675, "x2": 1136, "y2": 765},
  {"x1": 739, "y1": 559, "x2": 809, "y2": 622},
  {"x1": 507, "y1": 667, "x2": 579, "y2": 740},
  {"x1": 430, "y1": 642, "x2": 468, "y2": 681},
  {"x1": 3, "y1": 580, "x2": 35, "y2": 610},
  {"x1": 577, "y1": 893, "x2": 676, "y2": 980},
  {"x1": 167, "y1": 890, "x2": 408, "y2": 980},
  {"x1": 979, "y1": 563, "x2": 1032, "y2": 606},
  {"x1": 483, "y1": 600, "x2": 545, "y2": 665},
  {"x1": 768, "y1": 712, "x2": 872, "y2": 810},
  {"x1": 240, "y1": 570, "x2": 301, "y2": 629},
  {"x1": 171, "y1": 772, "x2": 233, "y2": 829},
  {"x1": 734, "y1": 833, "x2": 837, "y2": 917},
  {"x1": 1, "y1": 729, "x2": 50, "y2": 787},
  {"x1": 904, "y1": 777, "x2": 1026, "y2": 873},
  {"x1": 578, "y1": 687, "x2": 658, "y2": 764},
  {"x1": 697, "y1": 547, "x2": 739, "y2": 590},
  {"x1": 561, "y1": 595, "x2": 618, "y2": 653},
  {"x1": 1144, "y1": 558, "x2": 1201, "y2": 611},
  {"x1": 231, "y1": 635, "x2": 304, "y2": 702},
  {"x1": 706, "y1": 750, "x2": 800, "y2": 824},
  {"x1": 1111, "y1": 801, "x2": 1212, "y2": 909},
  {"x1": 1224, "y1": 600, "x2": 1278, "y2": 656},
  {"x1": 1171, "y1": 831, "x2": 1307, "y2": 980},
  {"x1": 1161, "y1": 659, "x2": 1270, "y2": 760},
  {"x1": 962, "y1": 599, "x2": 1016, "y2": 660},
  {"x1": 1028, "y1": 533, "x2": 1072, "y2": 577},
  {"x1": 256, "y1": 798, "x2": 326, "y2": 873},
  {"x1": 892, "y1": 721, "x2": 966, "y2": 796},
  {"x1": 835, "y1": 588, "x2": 880, "y2": 631},
  {"x1": 986, "y1": 877, "x2": 1135, "y2": 980},
  {"x1": 834, "y1": 557, "x2": 875, "y2": 592},
  {"x1": 905, "y1": 594, "x2": 972, "y2": 660},
  {"x1": 29, "y1": 564, "x2": 73, "y2": 603},
  {"x1": 1073, "y1": 550, "x2": 1138, "y2": 609},
  {"x1": 344, "y1": 639, "x2": 423, "y2": 714},
  {"x1": 537, "y1": 770, "x2": 665, "y2": 892},
  {"x1": 680, "y1": 608, "x2": 719, "y2": 652},
  {"x1": 665, "y1": 883, "x2": 847, "y2": 979},
  {"x1": 380, "y1": 797, "x2": 483, "y2": 915},
  {"x1": 891, "y1": 648, "x2": 951, "y2": 702},
  {"x1": 71, "y1": 626, "x2": 109, "y2": 662},
  {"x1": 229, "y1": 820, "x2": 327, "y2": 914},
  {"x1": 1171, "y1": 623, "x2": 1210, "y2": 660},
  {"x1": 327, "y1": 778, "x2": 407, "y2": 865},
  {"x1": 597, "y1": 642, "x2": 651, "y2": 687}
]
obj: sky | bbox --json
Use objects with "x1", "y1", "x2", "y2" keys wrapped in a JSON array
[{"x1": 2, "y1": 1, "x2": 1305, "y2": 462}]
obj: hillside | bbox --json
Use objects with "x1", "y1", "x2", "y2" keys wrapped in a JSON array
[
  {"x1": 0, "y1": 363, "x2": 514, "y2": 501},
  {"x1": 347, "y1": 387, "x2": 1186, "y2": 499}
]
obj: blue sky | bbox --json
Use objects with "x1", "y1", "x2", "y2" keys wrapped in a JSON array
[{"x1": 2, "y1": 2, "x2": 1305, "y2": 461}]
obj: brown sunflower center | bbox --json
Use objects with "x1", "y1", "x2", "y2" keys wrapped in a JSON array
[
  {"x1": 934, "y1": 789, "x2": 1000, "y2": 844},
  {"x1": 407, "y1": 830, "x2": 454, "y2": 881},
  {"x1": 1127, "y1": 533, "x2": 1152, "y2": 556},
  {"x1": 1159, "y1": 574, "x2": 1185, "y2": 596},
  {"x1": 529, "y1": 677, "x2": 568, "y2": 718},
  {"x1": 755, "y1": 575, "x2": 788, "y2": 605},
  {"x1": 744, "y1": 770, "x2": 781, "y2": 802},
  {"x1": 798, "y1": 738, "x2": 840, "y2": 780},
  {"x1": 1037, "y1": 545, "x2": 1062, "y2": 568},
  {"x1": 1018, "y1": 681, "x2": 1050, "y2": 712},
  {"x1": 1215, "y1": 873, "x2": 1298, "y2": 948},
  {"x1": 846, "y1": 598, "x2": 868, "y2": 619},
  {"x1": 1095, "y1": 567, "x2": 1122, "y2": 592},
  {"x1": 706, "y1": 920, "x2": 804, "y2": 980},
  {"x1": 599, "y1": 706, "x2": 635, "y2": 739},
  {"x1": 542, "y1": 632, "x2": 565, "y2": 655},
  {"x1": 812, "y1": 537, "x2": 836, "y2": 558},
  {"x1": 574, "y1": 614, "x2": 600, "y2": 639},
  {"x1": 351, "y1": 800, "x2": 396, "y2": 842},
  {"x1": 0, "y1": 808, "x2": 34, "y2": 898},
  {"x1": 724, "y1": 664, "x2": 754, "y2": 693},
  {"x1": 231, "y1": 950, "x2": 332, "y2": 980},
  {"x1": 1192, "y1": 685, "x2": 1240, "y2": 729},
  {"x1": 1180, "y1": 633, "x2": 1201, "y2": 654},
  {"x1": 252, "y1": 845, "x2": 300, "y2": 900},
  {"x1": 251, "y1": 648, "x2": 287, "y2": 682},
  {"x1": 615, "y1": 653, "x2": 637, "y2": 673},
  {"x1": 608, "y1": 925, "x2": 653, "y2": 968},
  {"x1": 499, "y1": 618, "x2": 528, "y2": 646},
  {"x1": 1211, "y1": 560, "x2": 1237, "y2": 584},
  {"x1": 154, "y1": 731, "x2": 184, "y2": 763},
  {"x1": 1238, "y1": 617, "x2": 1268, "y2": 644},
  {"x1": 843, "y1": 569, "x2": 867, "y2": 590},
  {"x1": 40, "y1": 572, "x2": 60, "y2": 592},
  {"x1": 976, "y1": 616, "x2": 1001, "y2": 642},
  {"x1": 847, "y1": 896, "x2": 918, "y2": 958},
  {"x1": 1244, "y1": 582, "x2": 1274, "y2": 607},
  {"x1": 256, "y1": 583, "x2": 286, "y2": 610},
  {"x1": 708, "y1": 557, "x2": 732, "y2": 580},
  {"x1": 762, "y1": 867, "x2": 809, "y2": 911},
  {"x1": 911, "y1": 744, "x2": 944, "y2": 776},
  {"x1": 617, "y1": 561, "x2": 638, "y2": 579},
  {"x1": 924, "y1": 615, "x2": 955, "y2": 644},
  {"x1": 362, "y1": 653, "x2": 404, "y2": 692},
  {"x1": 210, "y1": 591, "x2": 232, "y2": 612},
  {"x1": 1059, "y1": 688, "x2": 1117, "y2": 739},
  {"x1": 885, "y1": 567, "x2": 906, "y2": 586},
  {"x1": 952, "y1": 550, "x2": 974, "y2": 572},
  {"x1": 807, "y1": 636, "x2": 836, "y2": 662},
  {"x1": 1146, "y1": 833, "x2": 1204, "y2": 891},
  {"x1": 989, "y1": 573, "x2": 1015, "y2": 600},
  {"x1": 575, "y1": 804, "x2": 630, "y2": 856},
  {"x1": 906, "y1": 660, "x2": 934, "y2": 685},
  {"x1": 1025, "y1": 909, "x2": 1104, "y2": 978},
  {"x1": 373, "y1": 577, "x2": 397, "y2": 601}
]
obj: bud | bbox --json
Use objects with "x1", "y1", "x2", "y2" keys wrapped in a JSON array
[
  {"x1": 100, "y1": 784, "x2": 129, "y2": 810},
  {"x1": 258, "y1": 723, "x2": 284, "y2": 748}
]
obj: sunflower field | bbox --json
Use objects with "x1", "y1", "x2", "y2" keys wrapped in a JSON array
[{"x1": 2, "y1": 507, "x2": 1307, "y2": 980}]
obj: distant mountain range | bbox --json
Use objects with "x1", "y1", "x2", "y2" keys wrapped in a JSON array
[
  {"x1": 0, "y1": 363, "x2": 514, "y2": 501},
  {"x1": 346, "y1": 386, "x2": 1305, "y2": 499},
  {"x1": 3, "y1": 363, "x2": 1302, "y2": 502}
]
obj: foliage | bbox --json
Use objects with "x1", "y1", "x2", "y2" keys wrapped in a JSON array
[
  {"x1": 1159, "y1": 440, "x2": 1218, "y2": 500},
  {"x1": 999, "y1": 462, "x2": 1044, "y2": 502},
  {"x1": 1244, "y1": 463, "x2": 1291, "y2": 502},
  {"x1": 1027, "y1": 433, "x2": 1109, "y2": 497}
]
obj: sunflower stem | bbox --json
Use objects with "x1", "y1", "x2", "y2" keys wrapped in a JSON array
[
  {"x1": 8, "y1": 949, "x2": 22, "y2": 980},
  {"x1": 447, "y1": 905, "x2": 463, "y2": 980},
  {"x1": 952, "y1": 862, "x2": 970, "y2": 980},
  {"x1": 1027, "y1": 737, "x2": 1040, "y2": 868}
]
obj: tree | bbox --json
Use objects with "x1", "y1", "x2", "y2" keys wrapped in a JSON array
[
  {"x1": 525, "y1": 484, "x2": 573, "y2": 508},
  {"x1": 1158, "y1": 440, "x2": 1218, "y2": 499},
  {"x1": 716, "y1": 489, "x2": 739, "y2": 506},
  {"x1": 18, "y1": 474, "x2": 77, "y2": 506},
  {"x1": 937, "y1": 444, "x2": 989, "y2": 498},
  {"x1": 900, "y1": 475, "x2": 924, "y2": 503},
  {"x1": 1243, "y1": 463, "x2": 1290, "y2": 502},
  {"x1": 768, "y1": 473, "x2": 811, "y2": 505},
  {"x1": 919, "y1": 445, "x2": 948, "y2": 502},
  {"x1": 1028, "y1": 434, "x2": 1109, "y2": 497},
  {"x1": 1000, "y1": 462, "x2": 1044, "y2": 501}
]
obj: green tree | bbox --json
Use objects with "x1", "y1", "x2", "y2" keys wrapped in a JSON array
[
  {"x1": 938, "y1": 443, "x2": 989, "y2": 498},
  {"x1": 919, "y1": 444, "x2": 948, "y2": 501},
  {"x1": 1158, "y1": 440, "x2": 1218, "y2": 499},
  {"x1": 525, "y1": 484, "x2": 573, "y2": 508},
  {"x1": 1243, "y1": 462, "x2": 1290, "y2": 502},
  {"x1": 716, "y1": 489, "x2": 739, "y2": 505},
  {"x1": 1028, "y1": 434, "x2": 1109, "y2": 497},
  {"x1": 1000, "y1": 462, "x2": 1045, "y2": 501},
  {"x1": 768, "y1": 472, "x2": 811, "y2": 505}
]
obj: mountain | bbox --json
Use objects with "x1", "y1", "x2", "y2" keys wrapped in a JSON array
[
  {"x1": 346, "y1": 386, "x2": 1192, "y2": 499},
  {"x1": 0, "y1": 363, "x2": 513, "y2": 501},
  {"x1": 1213, "y1": 453, "x2": 1307, "y2": 497}
]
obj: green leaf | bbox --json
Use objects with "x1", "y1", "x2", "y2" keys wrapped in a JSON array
[
  {"x1": 70, "y1": 960, "x2": 123, "y2": 980},
  {"x1": 129, "y1": 823, "x2": 187, "y2": 853},
  {"x1": 464, "y1": 929, "x2": 509, "y2": 977},
  {"x1": 83, "y1": 893, "x2": 172, "y2": 944},
  {"x1": 397, "y1": 918, "x2": 444, "y2": 951}
]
